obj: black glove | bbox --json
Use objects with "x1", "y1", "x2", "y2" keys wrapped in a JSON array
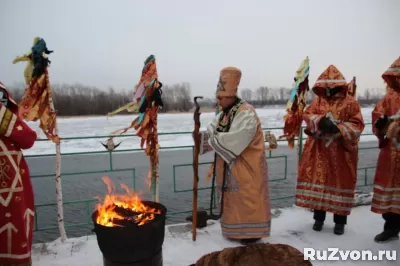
[
  {"x1": 319, "y1": 117, "x2": 339, "y2": 134},
  {"x1": 330, "y1": 124, "x2": 340, "y2": 134},
  {"x1": 375, "y1": 115, "x2": 388, "y2": 130}
]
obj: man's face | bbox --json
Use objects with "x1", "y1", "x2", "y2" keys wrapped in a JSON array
[
  {"x1": 325, "y1": 87, "x2": 343, "y2": 99},
  {"x1": 217, "y1": 96, "x2": 235, "y2": 108}
]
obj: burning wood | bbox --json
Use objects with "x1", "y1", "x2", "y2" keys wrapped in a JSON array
[{"x1": 95, "y1": 176, "x2": 162, "y2": 227}]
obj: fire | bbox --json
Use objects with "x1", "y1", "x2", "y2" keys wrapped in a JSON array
[{"x1": 96, "y1": 176, "x2": 161, "y2": 227}]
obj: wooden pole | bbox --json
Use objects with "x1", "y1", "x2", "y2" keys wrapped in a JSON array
[
  {"x1": 151, "y1": 108, "x2": 160, "y2": 202},
  {"x1": 46, "y1": 75, "x2": 67, "y2": 242},
  {"x1": 192, "y1": 96, "x2": 203, "y2": 241},
  {"x1": 54, "y1": 125, "x2": 66, "y2": 241},
  {"x1": 155, "y1": 111, "x2": 159, "y2": 202}
]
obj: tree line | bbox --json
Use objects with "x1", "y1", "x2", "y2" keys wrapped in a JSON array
[
  {"x1": 6, "y1": 82, "x2": 385, "y2": 116},
  {"x1": 239, "y1": 86, "x2": 385, "y2": 106}
]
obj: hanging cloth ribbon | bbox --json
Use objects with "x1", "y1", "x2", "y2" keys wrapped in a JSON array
[
  {"x1": 279, "y1": 56, "x2": 310, "y2": 148},
  {"x1": 107, "y1": 55, "x2": 163, "y2": 193}
]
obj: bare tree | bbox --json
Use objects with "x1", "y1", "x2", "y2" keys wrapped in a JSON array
[
  {"x1": 240, "y1": 88, "x2": 252, "y2": 101},
  {"x1": 256, "y1": 86, "x2": 269, "y2": 104},
  {"x1": 363, "y1": 90, "x2": 370, "y2": 101},
  {"x1": 279, "y1": 87, "x2": 291, "y2": 101}
]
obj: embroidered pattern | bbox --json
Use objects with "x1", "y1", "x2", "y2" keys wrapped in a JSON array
[
  {"x1": 209, "y1": 99, "x2": 246, "y2": 165},
  {"x1": 0, "y1": 142, "x2": 23, "y2": 208},
  {"x1": 0, "y1": 158, "x2": 11, "y2": 188}
]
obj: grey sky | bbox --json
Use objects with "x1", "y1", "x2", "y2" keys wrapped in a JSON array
[{"x1": 1, "y1": 0, "x2": 399, "y2": 98}]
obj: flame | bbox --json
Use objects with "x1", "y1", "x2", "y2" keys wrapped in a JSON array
[{"x1": 95, "y1": 176, "x2": 161, "y2": 227}]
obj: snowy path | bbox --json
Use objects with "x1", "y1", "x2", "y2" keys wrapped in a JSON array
[{"x1": 32, "y1": 205, "x2": 399, "y2": 266}]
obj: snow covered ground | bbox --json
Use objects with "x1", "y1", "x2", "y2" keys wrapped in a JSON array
[
  {"x1": 32, "y1": 205, "x2": 399, "y2": 266},
  {"x1": 25, "y1": 107, "x2": 375, "y2": 156}
]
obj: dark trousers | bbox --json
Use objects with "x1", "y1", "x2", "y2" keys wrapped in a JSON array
[
  {"x1": 383, "y1": 212, "x2": 400, "y2": 232},
  {"x1": 314, "y1": 210, "x2": 347, "y2": 225}
]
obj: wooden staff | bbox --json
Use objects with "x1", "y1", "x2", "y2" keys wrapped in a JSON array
[
  {"x1": 47, "y1": 83, "x2": 67, "y2": 242},
  {"x1": 192, "y1": 96, "x2": 203, "y2": 241}
]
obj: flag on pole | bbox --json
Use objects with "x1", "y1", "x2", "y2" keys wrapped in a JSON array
[
  {"x1": 108, "y1": 55, "x2": 163, "y2": 197},
  {"x1": 280, "y1": 57, "x2": 310, "y2": 149},
  {"x1": 13, "y1": 37, "x2": 60, "y2": 144}
]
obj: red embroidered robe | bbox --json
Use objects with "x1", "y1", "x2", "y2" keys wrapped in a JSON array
[{"x1": 0, "y1": 87, "x2": 37, "y2": 265}]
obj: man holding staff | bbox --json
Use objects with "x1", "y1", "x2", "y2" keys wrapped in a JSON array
[{"x1": 195, "y1": 66, "x2": 271, "y2": 245}]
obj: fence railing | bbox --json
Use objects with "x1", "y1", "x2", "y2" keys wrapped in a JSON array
[{"x1": 27, "y1": 123, "x2": 377, "y2": 237}]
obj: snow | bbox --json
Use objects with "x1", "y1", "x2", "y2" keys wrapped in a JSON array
[
  {"x1": 353, "y1": 191, "x2": 373, "y2": 207},
  {"x1": 24, "y1": 107, "x2": 376, "y2": 156},
  {"x1": 31, "y1": 205, "x2": 400, "y2": 266}
]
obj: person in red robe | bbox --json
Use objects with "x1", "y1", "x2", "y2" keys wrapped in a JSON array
[
  {"x1": 371, "y1": 56, "x2": 400, "y2": 243},
  {"x1": 0, "y1": 81, "x2": 37, "y2": 266},
  {"x1": 295, "y1": 65, "x2": 364, "y2": 235}
]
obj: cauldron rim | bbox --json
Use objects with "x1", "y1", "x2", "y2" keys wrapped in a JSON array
[{"x1": 92, "y1": 200, "x2": 167, "y2": 229}]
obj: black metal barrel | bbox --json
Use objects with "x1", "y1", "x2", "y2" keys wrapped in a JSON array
[
  {"x1": 92, "y1": 201, "x2": 167, "y2": 266},
  {"x1": 102, "y1": 251, "x2": 162, "y2": 266}
]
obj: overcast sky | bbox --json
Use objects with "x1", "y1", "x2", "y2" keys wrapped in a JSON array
[{"x1": 1, "y1": 0, "x2": 399, "y2": 97}]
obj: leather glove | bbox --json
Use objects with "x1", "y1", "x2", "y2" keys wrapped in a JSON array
[
  {"x1": 319, "y1": 117, "x2": 340, "y2": 134},
  {"x1": 330, "y1": 123, "x2": 340, "y2": 134},
  {"x1": 375, "y1": 115, "x2": 388, "y2": 130}
]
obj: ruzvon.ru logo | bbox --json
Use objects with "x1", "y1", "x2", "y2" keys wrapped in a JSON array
[{"x1": 304, "y1": 248, "x2": 397, "y2": 261}]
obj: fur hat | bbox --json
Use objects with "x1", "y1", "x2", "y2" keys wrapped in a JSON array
[{"x1": 216, "y1": 67, "x2": 242, "y2": 97}]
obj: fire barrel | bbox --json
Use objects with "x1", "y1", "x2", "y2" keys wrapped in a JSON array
[{"x1": 92, "y1": 201, "x2": 167, "y2": 266}]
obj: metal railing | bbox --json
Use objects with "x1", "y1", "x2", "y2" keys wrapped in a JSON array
[{"x1": 27, "y1": 123, "x2": 377, "y2": 235}]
